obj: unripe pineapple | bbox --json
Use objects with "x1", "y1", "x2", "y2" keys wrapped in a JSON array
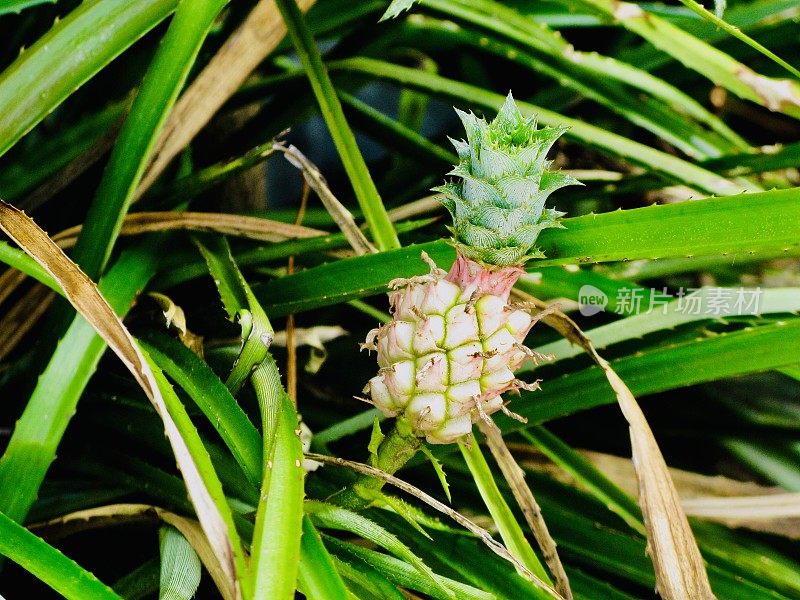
[
  {"x1": 363, "y1": 94, "x2": 579, "y2": 444},
  {"x1": 364, "y1": 253, "x2": 539, "y2": 443}
]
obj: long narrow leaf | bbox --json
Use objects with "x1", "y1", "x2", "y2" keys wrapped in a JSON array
[
  {"x1": 275, "y1": 0, "x2": 400, "y2": 250},
  {"x1": 298, "y1": 515, "x2": 350, "y2": 600},
  {"x1": 139, "y1": 330, "x2": 263, "y2": 490},
  {"x1": 576, "y1": 0, "x2": 800, "y2": 118},
  {"x1": 71, "y1": 0, "x2": 227, "y2": 280},
  {"x1": 305, "y1": 500, "x2": 451, "y2": 597},
  {"x1": 521, "y1": 427, "x2": 645, "y2": 535},
  {"x1": 0, "y1": 0, "x2": 178, "y2": 158},
  {"x1": 0, "y1": 511, "x2": 120, "y2": 600},
  {"x1": 248, "y1": 380, "x2": 305, "y2": 599},
  {"x1": 451, "y1": 0, "x2": 748, "y2": 147},
  {"x1": 255, "y1": 188, "x2": 800, "y2": 316},
  {"x1": 478, "y1": 421, "x2": 571, "y2": 599},
  {"x1": 529, "y1": 287, "x2": 800, "y2": 365},
  {"x1": 194, "y1": 235, "x2": 303, "y2": 597},
  {"x1": 510, "y1": 319, "x2": 800, "y2": 427},
  {"x1": 0, "y1": 241, "x2": 159, "y2": 523},
  {"x1": 510, "y1": 301, "x2": 714, "y2": 598},
  {"x1": 674, "y1": 0, "x2": 800, "y2": 80},
  {"x1": 0, "y1": 201, "x2": 247, "y2": 600},
  {"x1": 417, "y1": 2, "x2": 745, "y2": 157},
  {"x1": 459, "y1": 441, "x2": 553, "y2": 596},
  {"x1": 326, "y1": 536, "x2": 494, "y2": 600},
  {"x1": 328, "y1": 58, "x2": 747, "y2": 195}
]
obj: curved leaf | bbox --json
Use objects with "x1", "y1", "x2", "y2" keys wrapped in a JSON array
[
  {"x1": 0, "y1": 0, "x2": 178, "y2": 158},
  {"x1": 0, "y1": 511, "x2": 120, "y2": 600},
  {"x1": 255, "y1": 189, "x2": 800, "y2": 315}
]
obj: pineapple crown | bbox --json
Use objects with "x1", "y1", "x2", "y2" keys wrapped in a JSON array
[{"x1": 434, "y1": 93, "x2": 581, "y2": 266}]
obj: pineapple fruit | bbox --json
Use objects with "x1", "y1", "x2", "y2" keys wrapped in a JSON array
[{"x1": 362, "y1": 94, "x2": 579, "y2": 444}]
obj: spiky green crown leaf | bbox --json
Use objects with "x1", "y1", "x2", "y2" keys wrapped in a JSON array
[{"x1": 434, "y1": 93, "x2": 581, "y2": 266}]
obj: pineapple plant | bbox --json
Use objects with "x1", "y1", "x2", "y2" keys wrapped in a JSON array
[
  {"x1": 2, "y1": 0, "x2": 798, "y2": 595},
  {"x1": 362, "y1": 93, "x2": 579, "y2": 447}
]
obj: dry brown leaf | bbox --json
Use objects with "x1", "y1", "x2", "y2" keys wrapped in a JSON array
[
  {"x1": 596, "y1": 357, "x2": 716, "y2": 599},
  {"x1": 137, "y1": 0, "x2": 317, "y2": 196},
  {"x1": 579, "y1": 450, "x2": 781, "y2": 500},
  {"x1": 147, "y1": 292, "x2": 205, "y2": 357},
  {"x1": 278, "y1": 144, "x2": 378, "y2": 255},
  {"x1": 21, "y1": 113, "x2": 126, "y2": 212},
  {"x1": 0, "y1": 267, "x2": 28, "y2": 307},
  {"x1": 521, "y1": 447, "x2": 800, "y2": 539},
  {"x1": 32, "y1": 503, "x2": 233, "y2": 600},
  {"x1": 511, "y1": 289, "x2": 716, "y2": 600},
  {"x1": 3, "y1": 211, "x2": 335, "y2": 317},
  {"x1": 520, "y1": 446, "x2": 781, "y2": 501},
  {"x1": 52, "y1": 210, "x2": 327, "y2": 249},
  {"x1": 681, "y1": 493, "x2": 800, "y2": 537},
  {"x1": 735, "y1": 67, "x2": 800, "y2": 112},
  {"x1": 0, "y1": 200, "x2": 240, "y2": 600},
  {"x1": 386, "y1": 194, "x2": 443, "y2": 222},
  {"x1": 478, "y1": 420, "x2": 573, "y2": 600},
  {"x1": 683, "y1": 493, "x2": 797, "y2": 515},
  {"x1": 0, "y1": 283, "x2": 54, "y2": 361}
]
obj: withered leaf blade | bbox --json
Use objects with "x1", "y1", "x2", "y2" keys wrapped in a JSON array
[
  {"x1": 596, "y1": 356, "x2": 716, "y2": 600},
  {"x1": 32, "y1": 503, "x2": 234, "y2": 600},
  {"x1": 0, "y1": 200, "x2": 240, "y2": 599},
  {"x1": 278, "y1": 143, "x2": 377, "y2": 255},
  {"x1": 53, "y1": 210, "x2": 326, "y2": 249},
  {"x1": 512, "y1": 290, "x2": 716, "y2": 600},
  {"x1": 557, "y1": 449, "x2": 800, "y2": 539},
  {"x1": 138, "y1": 0, "x2": 317, "y2": 196},
  {"x1": 478, "y1": 420, "x2": 573, "y2": 600}
]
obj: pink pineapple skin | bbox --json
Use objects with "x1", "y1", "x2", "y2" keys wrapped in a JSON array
[
  {"x1": 363, "y1": 251, "x2": 538, "y2": 444},
  {"x1": 444, "y1": 252, "x2": 525, "y2": 302}
]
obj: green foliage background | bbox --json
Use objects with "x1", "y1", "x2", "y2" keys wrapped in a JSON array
[{"x1": 0, "y1": 0, "x2": 799, "y2": 598}]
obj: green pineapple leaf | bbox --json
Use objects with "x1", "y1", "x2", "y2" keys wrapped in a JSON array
[
  {"x1": 379, "y1": 0, "x2": 420, "y2": 22},
  {"x1": 368, "y1": 417, "x2": 386, "y2": 461},
  {"x1": 420, "y1": 445, "x2": 452, "y2": 503}
]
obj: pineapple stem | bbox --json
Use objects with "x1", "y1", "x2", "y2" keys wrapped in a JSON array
[{"x1": 336, "y1": 421, "x2": 420, "y2": 510}]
